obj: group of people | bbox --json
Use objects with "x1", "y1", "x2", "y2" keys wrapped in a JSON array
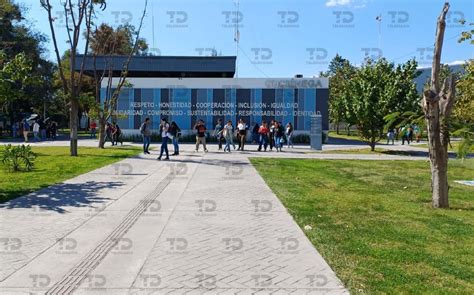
[
  {"x1": 140, "y1": 117, "x2": 181, "y2": 160},
  {"x1": 104, "y1": 122, "x2": 123, "y2": 146},
  {"x1": 386, "y1": 125, "x2": 421, "y2": 145},
  {"x1": 139, "y1": 117, "x2": 296, "y2": 160},
  {"x1": 12, "y1": 118, "x2": 58, "y2": 142}
]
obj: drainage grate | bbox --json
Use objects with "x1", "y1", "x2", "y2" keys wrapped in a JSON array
[{"x1": 46, "y1": 172, "x2": 176, "y2": 294}]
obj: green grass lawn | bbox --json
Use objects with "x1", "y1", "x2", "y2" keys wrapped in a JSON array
[
  {"x1": 328, "y1": 131, "x2": 363, "y2": 141},
  {"x1": 320, "y1": 148, "x2": 393, "y2": 154},
  {"x1": 0, "y1": 146, "x2": 141, "y2": 203},
  {"x1": 417, "y1": 142, "x2": 474, "y2": 153},
  {"x1": 251, "y1": 158, "x2": 474, "y2": 294}
]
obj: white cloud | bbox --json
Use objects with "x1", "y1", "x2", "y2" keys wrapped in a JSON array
[
  {"x1": 325, "y1": 0, "x2": 352, "y2": 7},
  {"x1": 325, "y1": 0, "x2": 368, "y2": 8}
]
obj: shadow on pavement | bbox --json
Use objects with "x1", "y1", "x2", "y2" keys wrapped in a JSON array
[
  {"x1": 0, "y1": 181, "x2": 124, "y2": 213},
  {"x1": 326, "y1": 136, "x2": 366, "y2": 146}
]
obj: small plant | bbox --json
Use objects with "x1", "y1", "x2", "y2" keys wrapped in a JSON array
[{"x1": 1, "y1": 144, "x2": 37, "y2": 172}]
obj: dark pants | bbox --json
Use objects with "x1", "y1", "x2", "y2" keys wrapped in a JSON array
[
  {"x1": 217, "y1": 136, "x2": 224, "y2": 150},
  {"x1": 159, "y1": 136, "x2": 169, "y2": 158},
  {"x1": 143, "y1": 135, "x2": 151, "y2": 152},
  {"x1": 40, "y1": 129, "x2": 47, "y2": 141},
  {"x1": 238, "y1": 132, "x2": 246, "y2": 151},
  {"x1": 258, "y1": 135, "x2": 268, "y2": 151},
  {"x1": 269, "y1": 134, "x2": 274, "y2": 150}
]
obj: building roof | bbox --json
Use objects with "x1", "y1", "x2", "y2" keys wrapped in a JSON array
[{"x1": 74, "y1": 55, "x2": 236, "y2": 78}]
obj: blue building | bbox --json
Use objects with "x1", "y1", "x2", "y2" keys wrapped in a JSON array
[{"x1": 77, "y1": 55, "x2": 329, "y2": 134}]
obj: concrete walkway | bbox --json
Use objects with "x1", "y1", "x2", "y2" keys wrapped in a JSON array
[{"x1": 0, "y1": 145, "x2": 350, "y2": 294}]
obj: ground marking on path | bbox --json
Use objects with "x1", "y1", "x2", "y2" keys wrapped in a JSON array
[
  {"x1": 454, "y1": 180, "x2": 474, "y2": 187},
  {"x1": 44, "y1": 163, "x2": 185, "y2": 294}
]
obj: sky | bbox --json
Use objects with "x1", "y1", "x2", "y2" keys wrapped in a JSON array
[{"x1": 20, "y1": 0, "x2": 474, "y2": 78}]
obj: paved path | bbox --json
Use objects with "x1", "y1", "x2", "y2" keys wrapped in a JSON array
[{"x1": 0, "y1": 145, "x2": 349, "y2": 294}]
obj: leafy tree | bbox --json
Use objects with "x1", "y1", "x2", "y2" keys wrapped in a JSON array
[
  {"x1": 0, "y1": 0, "x2": 54, "y2": 128},
  {"x1": 88, "y1": 23, "x2": 149, "y2": 55},
  {"x1": 349, "y1": 58, "x2": 420, "y2": 151},
  {"x1": 323, "y1": 55, "x2": 357, "y2": 134},
  {"x1": 451, "y1": 60, "x2": 473, "y2": 161},
  {"x1": 0, "y1": 52, "x2": 41, "y2": 123}
]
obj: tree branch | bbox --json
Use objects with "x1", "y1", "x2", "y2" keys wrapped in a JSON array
[{"x1": 431, "y1": 2, "x2": 450, "y2": 93}]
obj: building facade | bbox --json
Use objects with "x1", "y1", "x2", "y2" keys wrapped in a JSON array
[{"x1": 102, "y1": 77, "x2": 329, "y2": 134}]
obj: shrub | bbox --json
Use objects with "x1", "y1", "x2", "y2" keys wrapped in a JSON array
[{"x1": 1, "y1": 144, "x2": 37, "y2": 172}]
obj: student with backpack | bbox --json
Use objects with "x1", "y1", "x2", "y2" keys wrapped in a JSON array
[
  {"x1": 140, "y1": 118, "x2": 152, "y2": 154},
  {"x1": 220, "y1": 120, "x2": 234, "y2": 152},
  {"x1": 168, "y1": 121, "x2": 181, "y2": 156}
]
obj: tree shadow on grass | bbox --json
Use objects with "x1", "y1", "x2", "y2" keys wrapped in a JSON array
[
  {"x1": 380, "y1": 150, "x2": 462, "y2": 159},
  {"x1": 0, "y1": 181, "x2": 124, "y2": 213}
]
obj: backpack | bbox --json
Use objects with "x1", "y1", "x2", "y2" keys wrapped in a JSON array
[{"x1": 139, "y1": 123, "x2": 146, "y2": 134}]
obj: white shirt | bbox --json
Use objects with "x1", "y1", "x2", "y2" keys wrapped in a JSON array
[
  {"x1": 161, "y1": 123, "x2": 169, "y2": 138},
  {"x1": 33, "y1": 123, "x2": 40, "y2": 132},
  {"x1": 237, "y1": 123, "x2": 246, "y2": 131}
]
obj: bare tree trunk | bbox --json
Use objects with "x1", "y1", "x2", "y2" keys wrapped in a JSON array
[
  {"x1": 98, "y1": 116, "x2": 106, "y2": 149},
  {"x1": 70, "y1": 99, "x2": 79, "y2": 156},
  {"x1": 423, "y1": 2, "x2": 455, "y2": 209}
]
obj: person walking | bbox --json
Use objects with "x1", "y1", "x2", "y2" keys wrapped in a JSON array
[
  {"x1": 140, "y1": 118, "x2": 152, "y2": 154},
  {"x1": 274, "y1": 122, "x2": 285, "y2": 152},
  {"x1": 39, "y1": 118, "x2": 47, "y2": 141},
  {"x1": 285, "y1": 122, "x2": 294, "y2": 148},
  {"x1": 221, "y1": 120, "x2": 234, "y2": 152},
  {"x1": 12, "y1": 122, "x2": 18, "y2": 138},
  {"x1": 90, "y1": 120, "x2": 97, "y2": 138},
  {"x1": 237, "y1": 118, "x2": 247, "y2": 151},
  {"x1": 402, "y1": 125, "x2": 411, "y2": 145},
  {"x1": 169, "y1": 121, "x2": 181, "y2": 156},
  {"x1": 112, "y1": 123, "x2": 123, "y2": 146},
  {"x1": 50, "y1": 121, "x2": 57, "y2": 140},
  {"x1": 33, "y1": 121, "x2": 40, "y2": 142},
  {"x1": 23, "y1": 120, "x2": 30, "y2": 142},
  {"x1": 158, "y1": 118, "x2": 170, "y2": 160},
  {"x1": 105, "y1": 122, "x2": 114, "y2": 146},
  {"x1": 269, "y1": 120, "x2": 276, "y2": 151},
  {"x1": 213, "y1": 119, "x2": 224, "y2": 150},
  {"x1": 387, "y1": 129, "x2": 395, "y2": 145},
  {"x1": 252, "y1": 123, "x2": 260, "y2": 144},
  {"x1": 258, "y1": 121, "x2": 270, "y2": 152},
  {"x1": 194, "y1": 119, "x2": 208, "y2": 152}
]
